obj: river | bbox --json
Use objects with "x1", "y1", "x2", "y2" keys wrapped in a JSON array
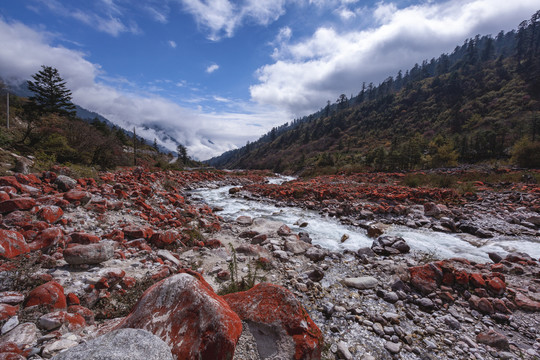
[{"x1": 192, "y1": 178, "x2": 540, "y2": 263}]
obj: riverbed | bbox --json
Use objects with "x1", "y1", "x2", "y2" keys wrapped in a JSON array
[{"x1": 192, "y1": 181, "x2": 540, "y2": 263}]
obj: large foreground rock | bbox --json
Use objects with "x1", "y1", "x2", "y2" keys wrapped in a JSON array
[
  {"x1": 223, "y1": 283, "x2": 322, "y2": 360},
  {"x1": 115, "y1": 271, "x2": 242, "y2": 360},
  {"x1": 52, "y1": 329, "x2": 173, "y2": 360},
  {"x1": 0, "y1": 229, "x2": 30, "y2": 258}
]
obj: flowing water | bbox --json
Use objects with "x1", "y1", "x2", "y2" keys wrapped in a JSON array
[{"x1": 192, "y1": 178, "x2": 540, "y2": 263}]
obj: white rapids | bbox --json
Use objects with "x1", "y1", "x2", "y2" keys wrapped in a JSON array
[{"x1": 192, "y1": 178, "x2": 540, "y2": 263}]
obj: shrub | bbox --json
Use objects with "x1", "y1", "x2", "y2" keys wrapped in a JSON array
[{"x1": 511, "y1": 138, "x2": 540, "y2": 168}]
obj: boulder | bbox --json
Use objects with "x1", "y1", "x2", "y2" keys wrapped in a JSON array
[
  {"x1": 63, "y1": 243, "x2": 114, "y2": 265},
  {"x1": 38, "y1": 310, "x2": 85, "y2": 331},
  {"x1": 408, "y1": 264, "x2": 442, "y2": 295},
  {"x1": 115, "y1": 271, "x2": 242, "y2": 360},
  {"x1": 123, "y1": 225, "x2": 153, "y2": 240},
  {"x1": 150, "y1": 231, "x2": 179, "y2": 248},
  {"x1": 63, "y1": 190, "x2": 91, "y2": 204},
  {"x1": 476, "y1": 329, "x2": 509, "y2": 350},
  {"x1": 0, "y1": 230, "x2": 30, "y2": 259},
  {"x1": 54, "y1": 175, "x2": 77, "y2": 192},
  {"x1": 236, "y1": 216, "x2": 253, "y2": 226},
  {"x1": 0, "y1": 198, "x2": 36, "y2": 214},
  {"x1": 0, "y1": 322, "x2": 38, "y2": 349},
  {"x1": 371, "y1": 236, "x2": 410, "y2": 255},
  {"x1": 284, "y1": 239, "x2": 311, "y2": 255},
  {"x1": 51, "y1": 329, "x2": 173, "y2": 360},
  {"x1": 223, "y1": 283, "x2": 322, "y2": 360},
  {"x1": 29, "y1": 227, "x2": 64, "y2": 252},
  {"x1": 23, "y1": 281, "x2": 66, "y2": 310}
]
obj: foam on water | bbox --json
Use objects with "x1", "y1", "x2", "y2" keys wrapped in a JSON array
[{"x1": 193, "y1": 179, "x2": 540, "y2": 262}]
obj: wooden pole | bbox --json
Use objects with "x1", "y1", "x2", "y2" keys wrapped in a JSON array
[{"x1": 6, "y1": 93, "x2": 9, "y2": 129}]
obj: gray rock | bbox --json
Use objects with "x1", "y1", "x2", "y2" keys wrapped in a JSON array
[
  {"x1": 63, "y1": 243, "x2": 114, "y2": 265},
  {"x1": 488, "y1": 252, "x2": 503, "y2": 263},
  {"x1": 157, "y1": 249, "x2": 181, "y2": 267},
  {"x1": 55, "y1": 175, "x2": 77, "y2": 192},
  {"x1": 305, "y1": 247, "x2": 327, "y2": 262},
  {"x1": 307, "y1": 269, "x2": 324, "y2": 282},
  {"x1": 236, "y1": 216, "x2": 253, "y2": 225},
  {"x1": 385, "y1": 341, "x2": 401, "y2": 354},
  {"x1": 442, "y1": 315, "x2": 461, "y2": 330},
  {"x1": 1, "y1": 315, "x2": 18, "y2": 335},
  {"x1": 416, "y1": 297, "x2": 434, "y2": 310},
  {"x1": 337, "y1": 341, "x2": 353, "y2": 360},
  {"x1": 342, "y1": 276, "x2": 378, "y2": 290},
  {"x1": 284, "y1": 239, "x2": 311, "y2": 254},
  {"x1": 51, "y1": 329, "x2": 173, "y2": 360},
  {"x1": 0, "y1": 322, "x2": 39, "y2": 349},
  {"x1": 383, "y1": 292, "x2": 399, "y2": 304}
]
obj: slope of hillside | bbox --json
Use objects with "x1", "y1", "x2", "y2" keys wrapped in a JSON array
[{"x1": 207, "y1": 12, "x2": 540, "y2": 174}]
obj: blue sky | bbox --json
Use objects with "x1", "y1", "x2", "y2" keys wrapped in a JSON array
[{"x1": 0, "y1": 0, "x2": 538, "y2": 160}]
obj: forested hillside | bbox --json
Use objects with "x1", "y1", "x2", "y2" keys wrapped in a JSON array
[{"x1": 207, "y1": 11, "x2": 540, "y2": 174}]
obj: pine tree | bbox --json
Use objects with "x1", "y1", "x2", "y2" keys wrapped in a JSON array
[{"x1": 27, "y1": 65, "x2": 75, "y2": 116}]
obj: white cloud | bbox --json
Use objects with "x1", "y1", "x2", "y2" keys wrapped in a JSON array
[
  {"x1": 206, "y1": 64, "x2": 220, "y2": 73},
  {"x1": 250, "y1": 0, "x2": 540, "y2": 116},
  {"x1": 0, "y1": 18, "x2": 288, "y2": 160},
  {"x1": 178, "y1": 0, "x2": 288, "y2": 40},
  {"x1": 36, "y1": 0, "x2": 139, "y2": 37},
  {"x1": 168, "y1": 40, "x2": 177, "y2": 48}
]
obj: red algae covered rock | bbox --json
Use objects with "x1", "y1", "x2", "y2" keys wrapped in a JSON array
[
  {"x1": 0, "y1": 198, "x2": 36, "y2": 214},
  {"x1": 37, "y1": 205, "x2": 64, "y2": 224},
  {"x1": 23, "y1": 281, "x2": 66, "y2": 310},
  {"x1": 0, "y1": 230, "x2": 30, "y2": 259},
  {"x1": 115, "y1": 271, "x2": 242, "y2": 360},
  {"x1": 223, "y1": 283, "x2": 323, "y2": 360},
  {"x1": 408, "y1": 264, "x2": 442, "y2": 295}
]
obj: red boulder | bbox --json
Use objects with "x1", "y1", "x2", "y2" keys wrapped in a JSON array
[
  {"x1": 115, "y1": 271, "x2": 242, "y2": 360},
  {"x1": 37, "y1": 206, "x2": 64, "y2": 224},
  {"x1": 223, "y1": 283, "x2": 323, "y2": 360},
  {"x1": 69, "y1": 232, "x2": 100, "y2": 245},
  {"x1": 0, "y1": 198, "x2": 36, "y2": 214},
  {"x1": 0, "y1": 230, "x2": 30, "y2": 259},
  {"x1": 23, "y1": 281, "x2": 66, "y2": 310},
  {"x1": 408, "y1": 264, "x2": 442, "y2": 295}
]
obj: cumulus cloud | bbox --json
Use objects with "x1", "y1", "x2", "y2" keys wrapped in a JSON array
[
  {"x1": 168, "y1": 40, "x2": 177, "y2": 48},
  {"x1": 178, "y1": 0, "x2": 287, "y2": 40},
  {"x1": 0, "y1": 18, "x2": 287, "y2": 160},
  {"x1": 206, "y1": 64, "x2": 220, "y2": 73},
  {"x1": 250, "y1": 0, "x2": 540, "y2": 116}
]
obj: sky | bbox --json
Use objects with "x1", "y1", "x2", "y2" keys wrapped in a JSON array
[{"x1": 0, "y1": 0, "x2": 538, "y2": 160}]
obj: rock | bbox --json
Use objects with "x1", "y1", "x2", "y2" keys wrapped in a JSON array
[
  {"x1": 372, "y1": 236, "x2": 409, "y2": 255},
  {"x1": 251, "y1": 234, "x2": 267, "y2": 245},
  {"x1": 383, "y1": 292, "x2": 399, "y2": 304},
  {"x1": 416, "y1": 297, "x2": 435, "y2": 310},
  {"x1": 223, "y1": 283, "x2": 322, "y2": 360},
  {"x1": 408, "y1": 264, "x2": 441, "y2": 295},
  {"x1": 38, "y1": 205, "x2": 64, "y2": 224},
  {"x1": 486, "y1": 277, "x2": 506, "y2": 296},
  {"x1": 63, "y1": 243, "x2": 114, "y2": 265},
  {"x1": 156, "y1": 249, "x2": 181, "y2": 267},
  {"x1": 150, "y1": 230, "x2": 179, "y2": 248},
  {"x1": 0, "y1": 229, "x2": 30, "y2": 259},
  {"x1": 70, "y1": 232, "x2": 100, "y2": 245},
  {"x1": 38, "y1": 311, "x2": 85, "y2": 331},
  {"x1": 305, "y1": 247, "x2": 327, "y2": 262},
  {"x1": 123, "y1": 225, "x2": 153, "y2": 240},
  {"x1": 298, "y1": 232, "x2": 312, "y2": 244},
  {"x1": 476, "y1": 329, "x2": 509, "y2": 350},
  {"x1": 277, "y1": 224, "x2": 292, "y2": 236},
  {"x1": 42, "y1": 338, "x2": 80, "y2": 358},
  {"x1": 0, "y1": 322, "x2": 39, "y2": 349},
  {"x1": 342, "y1": 276, "x2": 378, "y2": 290},
  {"x1": 284, "y1": 239, "x2": 311, "y2": 255},
  {"x1": 337, "y1": 341, "x2": 353, "y2": 360},
  {"x1": 236, "y1": 216, "x2": 253, "y2": 226},
  {"x1": 424, "y1": 202, "x2": 441, "y2": 217},
  {"x1": 115, "y1": 271, "x2": 242, "y2": 360},
  {"x1": 1, "y1": 315, "x2": 18, "y2": 334},
  {"x1": 63, "y1": 190, "x2": 91, "y2": 204},
  {"x1": 442, "y1": 315, "x2": 461, "y2": 330},
  {"x1": 488, "y1": 252, "x2": 503, "y2": 263},
  {"x1": 514, "y1": 292, "x2": 540, "y2": 311},
  {"x1": 0, "y1": 198, "x2": 36, "y2": 214},
  {"x1": 385, "y1": 341, "x2": 401, "y2": 354},
  {"x1": 308, "y1": 269, "x2": 325, "y2": 282},
  {"x1": 526, "y1": 215, "x2": 540, "y2": 226},
  {"x1": 29, "y1": 227, "x2": 64, "y2": 252},
  {"x1": 51, "y1": 329, "x2": 173, "y2": 360},
  {"x1": 55, "y1": 175, "x2": 77, "y2": 192},
  {"x1": 24, "y1": 281, "x2": 66, "y2": 310},
  {"x1": 0, "y1": 292, "x2": 25, "y2": 305},
  {"x1": 367, "y1": 223, "x2": 388, "y2": 238}
]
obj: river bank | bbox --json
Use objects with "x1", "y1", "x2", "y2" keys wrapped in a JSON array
[{"x1": 0, "y1": 168, "x2": 538, "y2": 359}]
